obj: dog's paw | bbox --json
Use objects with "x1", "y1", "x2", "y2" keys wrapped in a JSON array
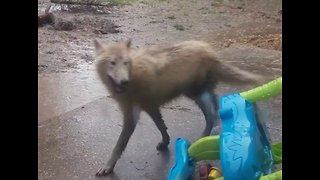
[
  {"x1": 156, "y1": 142, "x2": 169, "y2": 151},
  {"x1": 96, "y1": 167, "x2": 113, "y2": 177}
]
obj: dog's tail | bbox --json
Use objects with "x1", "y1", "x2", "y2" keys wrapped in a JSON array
[{"x1": 212, "y1": 60, "x2": 266, "y2": 86}]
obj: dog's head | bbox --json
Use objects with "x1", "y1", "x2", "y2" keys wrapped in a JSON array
[{"x1": 94, "y1": 39, "x2": 132, "y2": 93}]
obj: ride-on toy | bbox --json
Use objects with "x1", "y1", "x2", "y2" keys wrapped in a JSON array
[{"x1": 168, "y1": 77, "x2": 282, "y2": 180}]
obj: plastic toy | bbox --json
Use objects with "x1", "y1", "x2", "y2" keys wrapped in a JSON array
[
  {"x1": 208, "y1": 167, "x2": 222, "y2": 179},
  {"x1": 199, "y1": 164, "x2": 212, "y2": 179},
  {"x1": 168, "y1": 77, "x2": 282, "y2": 180}
]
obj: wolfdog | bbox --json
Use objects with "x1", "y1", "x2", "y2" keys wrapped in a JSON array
[{"x1": 93, "y1": 39, "x2": 265, "y2": 176}]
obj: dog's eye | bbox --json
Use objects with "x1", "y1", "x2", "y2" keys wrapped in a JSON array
[{"x1": 110, "y1": 61, "x2": 116, "y2": 65}]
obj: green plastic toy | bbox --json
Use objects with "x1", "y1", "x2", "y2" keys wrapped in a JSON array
[{"x1": 240, "y1": 77, "x2": 282, "y2": 103}]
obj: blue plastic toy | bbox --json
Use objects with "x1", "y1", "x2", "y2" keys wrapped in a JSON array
[{"x1": 168, "y1": 77, "x2": 282, "y2": 180}]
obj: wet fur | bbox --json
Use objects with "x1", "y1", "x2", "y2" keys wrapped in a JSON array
[{"x1": 93, "y1": 39, "x2": 265, "y2": 176}]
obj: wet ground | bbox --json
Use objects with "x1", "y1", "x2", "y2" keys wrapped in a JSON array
[{"x1": 38, "y1": 0, "x2": 282, "y2": 179}]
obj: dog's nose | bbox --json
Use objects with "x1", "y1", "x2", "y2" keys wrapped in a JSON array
[{"x1": 120, "y1": 80, "x2": 129, "y2": 86}]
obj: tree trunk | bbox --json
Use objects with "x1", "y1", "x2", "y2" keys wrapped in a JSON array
[{"x1": 50, "y1": 0, "x2": 108, "y2": 6}]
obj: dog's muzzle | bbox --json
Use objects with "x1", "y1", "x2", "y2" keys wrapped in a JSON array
[{"x1": 108, "y1": 76, "x2": 129, "y2": 93}]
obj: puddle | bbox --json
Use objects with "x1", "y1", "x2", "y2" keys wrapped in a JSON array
[{"x1": 38, "y1": 66, "x2": 107, "y2": 123}]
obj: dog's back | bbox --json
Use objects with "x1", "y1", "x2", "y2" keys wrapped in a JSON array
[{"x1": 123, "y1": 40, "x2": 263, "y2": 106}]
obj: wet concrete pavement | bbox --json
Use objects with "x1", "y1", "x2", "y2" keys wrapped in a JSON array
[
  {"x1": 38, "y1": 66, "x2": 106, "y2": 123},
  {"x1": 38, "y1": 0, "x2": 282, "y2": 179},
  {"x1": 38, "y1": 92, "x2": 281, "y2": 180}
]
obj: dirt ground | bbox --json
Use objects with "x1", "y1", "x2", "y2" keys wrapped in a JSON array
[{"x1": 38, "y1": 0, "x2": 281, "y2": 74}]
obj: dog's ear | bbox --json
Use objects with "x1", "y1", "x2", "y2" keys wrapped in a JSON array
[
  {"x1": 126, "y1": 39, "x2": 132, "y2": 48},
  {"x1": 93, "y1": 39, "x2": 103, "y2": 53}
]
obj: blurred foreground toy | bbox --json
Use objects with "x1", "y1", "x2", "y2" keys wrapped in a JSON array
[{"x1": 168, "y1": 77, "x2": 282, "y2": 180}]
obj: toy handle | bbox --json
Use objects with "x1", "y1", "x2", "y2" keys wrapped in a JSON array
[{"x1": 240, "y1": 77, "x2": 282, "y2": 103}]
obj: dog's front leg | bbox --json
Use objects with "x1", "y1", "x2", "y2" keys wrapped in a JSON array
[
  {"x1": 145, "y1": 107, "x2": 170, "y2": 151},
  {"x1": 96, "y1": 105, "x2": 141, "y2": 177}
]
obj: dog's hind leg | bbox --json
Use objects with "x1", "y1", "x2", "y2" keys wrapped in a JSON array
[
  {"x1": 96, "y1": 104, "x2": 141, "y2": 177},
  {"x1": 195, "y1": 91, "x2": 219, "y2": 137},
  {"x1": 145, "y1": 107, "x2": 170, "y2": 151}
]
